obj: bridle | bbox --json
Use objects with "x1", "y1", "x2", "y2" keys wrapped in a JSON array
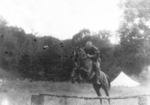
[{"x1": 72, "y1": 47, "x2": 88, "y2": 69}]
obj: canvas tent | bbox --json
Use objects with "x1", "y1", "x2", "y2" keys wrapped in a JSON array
[{"x1": 111, "y1": 71, "x2": 140, "y2": 87}]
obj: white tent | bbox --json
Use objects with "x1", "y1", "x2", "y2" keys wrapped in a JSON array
[{"x1": 111, "y1": 71, "x2": 140, "y2": 87}]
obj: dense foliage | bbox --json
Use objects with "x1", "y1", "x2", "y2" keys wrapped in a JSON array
[{"x1": 0, "y1": 0, "x2": 150, "y2": 83}]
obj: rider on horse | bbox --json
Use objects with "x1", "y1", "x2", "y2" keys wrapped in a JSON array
[
  {"x1": 71, "y1": 41, "x2": 111, "y2": 105},
  {"x1": 82, "y1": 41, "x2": 101, "y2": 84}
]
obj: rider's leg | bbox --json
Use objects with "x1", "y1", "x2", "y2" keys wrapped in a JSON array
[{"x1": 94, "y1": 60, "x2": 101, "y2": 84}]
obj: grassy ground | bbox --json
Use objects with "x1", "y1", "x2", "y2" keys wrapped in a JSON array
[{"x1": 0, "y1": 80, "x2": 149, "y2": 105}]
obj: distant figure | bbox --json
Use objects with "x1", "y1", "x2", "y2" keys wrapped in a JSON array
[{"x1": 82, "y1": 41, "x2": 101, "y2": 84}]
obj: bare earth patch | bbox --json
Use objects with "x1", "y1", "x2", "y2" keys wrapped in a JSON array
[{"x1": 0, "y1": 80, "x2": 149, "y2": 105}]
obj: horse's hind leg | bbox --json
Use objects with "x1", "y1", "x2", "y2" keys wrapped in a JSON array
[
  {"x1": 93, "y1": 84, "x2": 102, "y2": 105},
  {"x1": 103, "y1": 86, "x2": 110, "y2": 105}
]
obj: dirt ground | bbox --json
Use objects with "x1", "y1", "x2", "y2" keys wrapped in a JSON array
[{"x1": 0, "y1": 80, "x2": 149, "y2": 105}]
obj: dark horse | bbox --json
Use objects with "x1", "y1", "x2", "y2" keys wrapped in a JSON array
[{"x1": 71, "y1": 47, "x2": 111, "y2": 105}]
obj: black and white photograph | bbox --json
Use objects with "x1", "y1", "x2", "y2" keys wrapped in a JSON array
[{"x1": 0, "y1": 0, "x2": 150, "y2": 105}]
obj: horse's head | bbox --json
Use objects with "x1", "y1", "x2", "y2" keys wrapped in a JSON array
[
  {"x1": 70, "y1": 46, "x2": 89, "y2": 83},
  {"x1": 71, "y1": 47, "x2": 87, "y2": 65}
]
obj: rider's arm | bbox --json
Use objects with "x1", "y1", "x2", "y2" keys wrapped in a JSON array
[
  {"x1": 88, "y1": 46, "x2": 100, "y2": 58},
  {"x1": 93, "y1": 46, "x2": 101, "y2": 61},
  {"x1": 93, "y1": 46, "x2": 100, "y2": 55}
]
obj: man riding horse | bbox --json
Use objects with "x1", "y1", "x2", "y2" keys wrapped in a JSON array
[
  {"x1": 71, "y1": 41, "x2": 111, "y2": 105},
  {"x1": 82, "y1": 41, "x2": 101, "y2": 84},
  {"x1": 72, "y1": 41, "x2": 101, "y2": 84}
]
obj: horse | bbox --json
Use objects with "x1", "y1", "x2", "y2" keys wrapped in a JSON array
[{"x1": 71, "y1": 47, "x2": 111, "y2": 105}]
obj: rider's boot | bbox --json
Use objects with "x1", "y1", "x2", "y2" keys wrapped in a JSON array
[{"x1": 95, "y1": 61, "x2": 101, "y2": 85}]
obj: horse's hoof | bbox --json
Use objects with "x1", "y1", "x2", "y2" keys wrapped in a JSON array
[{"x1": 71, "y1": 79, "x2": 75, "y2": 84}]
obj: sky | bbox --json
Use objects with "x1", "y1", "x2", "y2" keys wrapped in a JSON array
[{"x1": 0, "y1": 0, "x2": 123, "y2": 40}]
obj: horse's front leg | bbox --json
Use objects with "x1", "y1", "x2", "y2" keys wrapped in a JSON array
[
  {"x1": 71, "y1": 68, "x2": 77, "y2": 84},
  {"x1": 77, "y1": 72, "x2": 82, "y2": 83},
  {"x1": 80, "y1": 67, "x2": 90, "y2": 76}
]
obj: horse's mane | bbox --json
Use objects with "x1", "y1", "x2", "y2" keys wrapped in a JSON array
[
  {"x1": 79, "y1": 48, "x2": 87, "y2": 58},
  {"x1": 71, "y1": 47, "x2": 88, "y2": 61}
]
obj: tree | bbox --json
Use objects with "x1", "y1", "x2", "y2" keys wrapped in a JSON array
[
  {"x1": 72, "y1": 29, "x2": 91, "y2": 45},
  {"x1": 118, "y1": 0, "x2": 150, "y2": 76}
]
